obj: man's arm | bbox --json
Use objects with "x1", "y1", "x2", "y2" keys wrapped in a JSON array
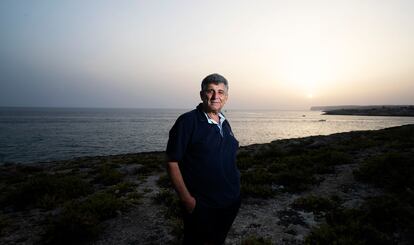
[{"x1": 167, "y1": 161, "x2": 196, "y2": 213}]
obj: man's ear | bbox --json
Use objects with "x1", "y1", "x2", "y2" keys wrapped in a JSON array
[{"x1": 199, "y1": 91, "x2": 204, "y2": 101}]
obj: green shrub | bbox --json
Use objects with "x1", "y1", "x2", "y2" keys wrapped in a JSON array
[
  {"x1": 308, "y1": 149, "x2": 352, "y2": 173},
  {"x1": 3, "y1": 173, "x2": 92, "y2": 210},
  {"x1": 305, "y1": 195, "x2": 414, "y2": 245},
  {"x1": 169, "y1": 216, "x2": 184, "y2": 242},
  {"x1": 292, "y1": 195, "x2": 340, "y2": 214},
  {"x1": 372, "y1": 125, "x2": 414, "y2": 148},
  {"x1": 127, "y1": 191, "x2": 143, "y2": 204},
  {"x1": 138, "y1": 163, "x2": 161, "y2": 176},
  {"x1": 275, "y1": 172, "x2": 315, "y2": 192},
  {"x1": 242, "y1": 169, "x2": 276, "y2": 185},
  {"x1": 238, "y1": 142, "x2": 352, "y2": 196},
  {"x1": 241, "y1": 235, "x2": 272, "y2": 245},
  {"x1": 0, "y1": 213, "x2": 11, "y2": 235},
  {"x1": 153, "y1": 188, "x2": 184, "y2": 242},
  {"x1": 241, "y1": 151, "x2": 337, "y2": 195},
  {"x1": 241, "y1": 184, "x2": 274, "y2": 198},
  {"x1": 153, "y1": 188, "x2": 181, "y2": 219},
  {"x1": 157, "y1": 174, "x2": 172, "y2": 188},
  {"x1": 240, "y1": 169, "x2": 276, "y2": 198},
  {"x1": 305, "y1": 208, "x2": 392, "y2": 245},
  {"x1": 354, "y1": 152, "x2": 414, "y2": 194},
  {"x1": 267, "y1": 159, "x2": 289, "y2": 173},
  {"x1": 81, "y1": 192, "x2": 125, "y2": 220},
  {"x1": 94, "y1": 164, "x2": 123, "y2": 185},
  {"x1": 237, "y1": 152, "x2": 259, "y2": 170},
  {"x1": 362, "y1": 195, "x2": 414, "y2": 234},
  {"x1": 43, "y1": 202, "x2": 101, "y2": 244},
  {"x1": 135, "y1": 154, "x2": 164, "y2": 176},
  {"x1": 108, "y1": 181, "x2": 136, "y2": 197},
  {"x1": 255, "y1": 145, "x2": 285, "y2": 161},
  {"x1": 338, "y1": 136, "x2": 379, "y2": 152},
  {"x1": 43, "y1": 192, "x2": 124, "y2": 244},
  {"x1": 0, "y1": 164, "x2": 43, "y2": 185}
]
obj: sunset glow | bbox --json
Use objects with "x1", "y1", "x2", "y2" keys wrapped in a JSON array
[{"x1": 1, "y1": 0, "x2": 413, "y2": 109}]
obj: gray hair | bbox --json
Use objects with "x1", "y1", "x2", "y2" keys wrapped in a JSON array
[{"x1": 201, "y1": 73, "x2": 229, "y2": 91}]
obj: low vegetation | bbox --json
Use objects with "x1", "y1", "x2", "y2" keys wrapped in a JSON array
[
  {"x1": 1, "y1": 173, "x2": 92, "y2": 210},
  {"x1": 241, "y1": 235, "x2": 272, "y2": 245},
  {"x1": 1, "y1": 125, "x2": 413, "y2": 244},
  {"x1": 0, "y1": 213, "x2": 10, "y2": 236},
  {"x1": 43, "y1": 192, "x2": 126, "y2": 244},
  {"x1": 153, "y1": 125, "x2": 414, "y2": 244},
  {"x1": 0, "y1": 152, "x2": 166, "y2": 244},
  {"x1": 305, "y1": 194, "x2": 413, "y2": 245},
  {"x1": 303, "y1": 126, "x2": 414, "y2": 244},
  {"x1": 236, "y1": 125, "x2": 414, "y2": 244},
  {"x1": 239, "y1": 146, "x2": 352, "y2": 196},
  {"x1": 93, "y1": 163, "x2": 124, "y2": 186},
  {"x1": 153, "y1": 187, "x2": 183, "y2": 242},
  {"x1": 354, "y1": 152, "x2": 414, "y2": 195},
  {"x1": 292, "y1": 195, "x2": 341, "y2": 215}
]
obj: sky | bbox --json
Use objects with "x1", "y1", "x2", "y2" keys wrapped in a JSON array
[{"x1": 1, "y1": 0, "x2": 413, "y2": 110}]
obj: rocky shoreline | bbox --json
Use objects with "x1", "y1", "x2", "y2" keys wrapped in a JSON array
[{"x1": 1, "y1": 124, "x2": 413, "y2": 244}]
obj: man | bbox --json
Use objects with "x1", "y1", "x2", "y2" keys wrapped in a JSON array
[{"x1": 166, "y1": 73, "x2": 241, "y2": 245}]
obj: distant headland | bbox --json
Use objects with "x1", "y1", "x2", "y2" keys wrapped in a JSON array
[{"x1": 311, "y1": 105, "x2": 414, "y2": 117}]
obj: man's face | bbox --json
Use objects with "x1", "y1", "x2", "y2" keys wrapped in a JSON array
[{"x1": 200, "y1": 83, "x2": 228, "y2": 113}]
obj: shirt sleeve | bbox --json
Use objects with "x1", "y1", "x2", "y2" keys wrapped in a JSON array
[{"x1": 166, "y1": 114, "x2": 193, "y2": 162}]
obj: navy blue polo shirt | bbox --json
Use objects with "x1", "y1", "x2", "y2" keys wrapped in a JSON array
[{"x1": 166, "y1": 104, "x2": 240, "y2": 208}]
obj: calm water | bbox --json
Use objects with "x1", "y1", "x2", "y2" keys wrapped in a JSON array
[{"x1": 1, "y1": 107, "x2": 414, "y2": 164}]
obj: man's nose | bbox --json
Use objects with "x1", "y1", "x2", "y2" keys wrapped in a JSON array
[{"x1": 211, "y1": 91, "x2": 217, "y2": 99}]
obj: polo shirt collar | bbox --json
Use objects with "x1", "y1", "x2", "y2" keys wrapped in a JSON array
[
  {"x1": 204, "y1": 111, "x2": 226, "y2": 125},
  {"x1": 196, "y1": 103, "x2": 226, "y2": 124}
]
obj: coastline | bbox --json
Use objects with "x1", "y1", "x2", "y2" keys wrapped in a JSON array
[
  {"x1": 3, "y1": 107, "x2": 414, "y2": 165},
  {"x1": 321, "y1": 105, "x2": 414, "y2": 117},
  {"x1": 1, "y1": 124, "x2": 413, "y2": 244}
]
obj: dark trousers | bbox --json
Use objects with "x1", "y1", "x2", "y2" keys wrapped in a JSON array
[{"x1": 182, "y1": 198, "x2": 241, "y2": 245}]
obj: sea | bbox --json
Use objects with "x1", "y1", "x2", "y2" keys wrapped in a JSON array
[{"x1": 1, "y1": 107, "x2": 414, "y2": 164}]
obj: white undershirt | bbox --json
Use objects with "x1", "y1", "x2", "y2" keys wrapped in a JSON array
[{"x1": 204, "y1": 112, "x2": 226, "y2": 136}]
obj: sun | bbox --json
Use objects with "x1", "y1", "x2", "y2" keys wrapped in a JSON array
[
  {"x1": 280, "y1": 62, "x2": 320, "y2": 100},
  {"x1": 277, "y1": 44, "x2": 339, "y2": 101}
]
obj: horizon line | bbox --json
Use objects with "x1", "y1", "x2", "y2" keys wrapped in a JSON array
[{"x1": 1, "y1": 104, "x2": 413, "y2": 111}]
